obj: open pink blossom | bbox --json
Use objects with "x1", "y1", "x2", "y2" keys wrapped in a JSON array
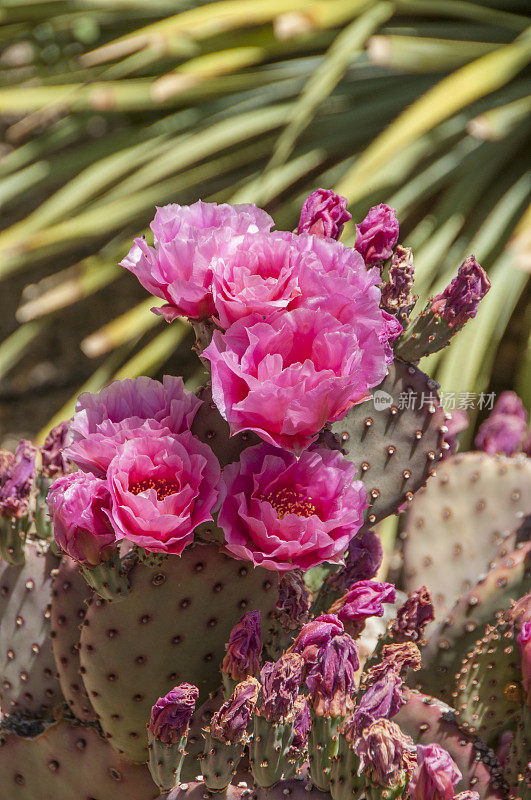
[
  {"x1": 203, "y1": 308, "x2": 387, "y2": 453},
  {"x1": 66, "y1": 376, "x2": 200, "y2": 476},
  {"x1": 210, "y1": 232, "x2": 308, "y2": 329},
  {"x1": 122, "y1": 201, "x2": 273, "y2": 321},
  {"x1": 150, "y1": 200, "x2": 273, "y2": 244},
  {"x1": 105, "y1": 431, "x2": 220, "y2": 554},
  {"x1": 217, "y1": 443, "x2": 367, "y2": 571},
  {"x1": 48, "y1": 471, "x2": 116, "y2": 566},
  {"x1": 69, "y1": 376, "x2": 200, "y2": 443}
]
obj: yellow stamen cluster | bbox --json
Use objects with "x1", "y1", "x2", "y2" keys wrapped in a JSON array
[
  {"x1": 129, "y1": 477, "x2": 179, "y2": 501},
  {"x1": 262, "y1": 486, "x2": 316, "y2": 519}
]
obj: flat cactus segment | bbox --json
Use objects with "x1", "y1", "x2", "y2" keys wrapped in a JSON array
[
  {"x1": 253, "y1": 779, "x2": 331, "y2": 800},
  {"x1": 0, "y1": 718, "x2": 158, "y2": 799},
  {"x1": 79, "y1": 544, "x2": 279, "y2": 763},
  {"x1": 403, "y1": 453, "x2": 531, "y2": 619},
  {"x1": 0, "y1": 542, "x2": 63, "y2": 714},
  {"x1": 182, "y1": 688, "x2": 223, "y2": 782},
  {"x1": 416, "y1": 543, "x2": 531, "y2": 702},
  {"x1": 453, "y1": 595, "x2": 531, "y2": 746},
  {"x1": 395, "y1": 689, "x2": 507, "y2": 800},
  {"x1": 191, "y1": 385, "x2": 260, "y2": 468},
  {"x1": 327, "y1": 359, "x2": 445, "y2": 524},
  {"x1": 162, "y1": 780, "x2": 245, "y2": 800},
  {"x1": 50, "y1": 556, "x2": 96, "y2": 722}
]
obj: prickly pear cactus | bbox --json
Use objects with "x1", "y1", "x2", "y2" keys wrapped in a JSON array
[
  {"x1": 50, "y1": 556, "x2": 96, "y2": 722},
  {"x1": 403, "y1": 452, "x2": 531, "y2": 618},
  {"x1": 0, "y1": 195, "x2": 527, "y2": 800},
  {"x1": 0, "y1": 542, "x2": 62, "y2": 714},
  {"x1": 327, "y1": 359, "x2": 446, "y2": 524},
  {"x1": 0, "y1": 718, "x2": 158, "y2": 799},
  {"x1": 79, "y1": 545, "x2": 278, "y2": 762}
]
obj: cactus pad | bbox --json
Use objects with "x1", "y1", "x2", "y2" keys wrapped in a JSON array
[
  {"x1": 403, "y1": 452, "x2": 531, "y2": 618},
  {"x1": 50, "y1": 557, "x2": 96, "y2": 722},
  {"x1": 192, "y1": 385, "x2": 260, "y2": 468},
  {"x1": 416, "y1": 542, "x2": 531, "y2": 701},
  {"x1": 0, "y1": 542, "x2": 62, "y2": 714},
  {"x1": 452, "y1": 594, "x2": 531, "y2": 746},
  {"x1": 326, "y1": 359, "x2": 445, "y2": 524},
  {"x1": 0, "y1": 717, "x2": 158, "y2": 799},
  {"x1": 79, "y1": 543, "x2": 279, "y2": 762},
  {"x1": 395, "y1": 689, "x2": 507, "y2": 799}
]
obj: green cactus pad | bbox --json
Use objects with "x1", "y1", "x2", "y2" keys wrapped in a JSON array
[
  {"x1": 182, "y1": 688, "x2": 223, "y2": 782},
  {"x1": 161, "y1": 780, "x2": 245, "y2": 800},
  {"x1": 326, "y1": 359, "x2": 445, "y2": 524},
  {"x1": 0, "y1": 717, "x2": 158, "y2": 799},
  {"x1": 191, "y1": 385, "x2": 260, "y2": 468},
  {"x1": 0, "y1": 542, "x2": 63, "y2": 714},
  {"x1": 79, "y1": 543, "x2": 279, "y2": 762},
  {"x1": 416, "y1": 542, "x2": 531, "y2": 702},
  {"x1": 452, "y1": 594, "x2": 531, "y2": 746},
  {"x1": 395, "y1": 689, "x2": 507, "y2": 799},
  {"x1": 403, "y1": 452, "x2": 531, "y2": 619},
  {"x1": 50, "y1": 556, "x2": 96, "y2": 722}
]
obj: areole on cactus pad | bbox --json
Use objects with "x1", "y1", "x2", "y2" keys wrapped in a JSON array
[{"x1": 0, "y1": 191, "x2": 529, "y2": 800}]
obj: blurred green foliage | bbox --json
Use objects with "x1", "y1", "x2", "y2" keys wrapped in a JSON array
[{"x1": 0, "y1": 0, "x2": 529, "y2": 441}]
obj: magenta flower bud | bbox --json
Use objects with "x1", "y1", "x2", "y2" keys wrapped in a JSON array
[
  {"x1": 275, "y1": 571, "x2": 311, "y2": 630},
  {"x1": 148, "y1": 684, "x2": 199, "y2": 744},
  {"x1": 329, "y1": 580, "x2": 395, "y2": 637},
  {"x1": 390, "y1": 586, "x2": 434, "y2": 643},
  {"x1": 354, "y1": 718, "x2": 413, "y2": 788},
  {"x1": 41, "y1": 421, "x2": 71, "y2": 478},
  {"x1": 306, "y1": 632, "x2": 359, "y2": 717},
  {"x1": 475, "y1": 413, "x2": 526, "y2": 456},
  {"x1": 474, "y1": 391, "x2": 528, "y2": 456},
  {"x1": 0, "y1": 440, "x2": 37, "y2": 519},
  {"x1": 431, "y1": 256, "x2": 490, "y2": 329},
  {"x1": 297, "y1": 189, "x2": 351, "y2": 240},
  {"x1": 380, "y1": 245, "x2": 415, "y2": 313},
  {"x1": 259, "y1": 653, "x2": 304, "y2": 723},
  {"x1": 291, "y1": 614, "x2": 344, "y2": 670},
  {"x1": 409, "y1": 743, "x2": 462, "y2": 800},
  {"x1": 517, "y1": 621, "x2": 531, "y2": 704},
  {"x1": 350, "y1": 671, "x2": 404, "y2": 736},
  {"x1": 441, "y1": 410, "x2": 468, "y2": 459},
  {"x1": 329, "y1": 530, "x2": 383, "y2": 592},
  {"x1": 47, "y1": 472, "x2": 116, "y2": 567},
  {"x1": 222, "y1": 610, "x2": 262, "y2": 682},
  {"x1": 291, "y1": 695, "x2": 311, "y2": 752},
  {"x1": 355, "y1": 204, "x2": 399, "y2": 265},
  {"x1": 492, "y1": 391, "x2": 527, "y2": 421},
  {"x1": 210, "y1": 677, "x2": 260, "y2": 744}
]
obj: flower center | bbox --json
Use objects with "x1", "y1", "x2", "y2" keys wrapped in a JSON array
[
  {"x1": 262, "y1": 487, "x2": 316, "y2": 519},
  {"x1": 129, "y1": 477, "x2": 179, "y2": 501}
]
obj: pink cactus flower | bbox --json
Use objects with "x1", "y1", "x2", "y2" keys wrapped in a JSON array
[
  {"x1": 203, "y1": 308, "x2": 387, "y2": 453},
  {"x1": 297, "y1": 189, "x2": 351, "y2": 240},
  {"x1": 122, "y1": 201, "x2": 273, "y2": 321},
  {"x1": 217, "y1": 443, "x2": 367, "y2": 571},
  {"x1": 409, "y1": 743, "x2": 462, "y2": 800},
  {"x1": 210, "y1": 232, "x2": 308, "y2": 329},
  {"x1": 474, "y1": 390, "x2": 528, "y2": 456},
  {"x1": 355, "y1": 204, "x2": 399, "y2": 265},
  {"x1": 66, "y1": 376, "x2": 200, "y2": 476},
  {"x1": 105, "y1": 431, "x2": 220, "y2": 555},
  {"x1": 150, "y1": 200, "x2": 273, "y2": 244},
  {"x1": 48, "y1": 471, "x2": 116, "y2": 567},
  {"x1": 291, "y1": 614, "x2": 345, "y2": 669}
]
